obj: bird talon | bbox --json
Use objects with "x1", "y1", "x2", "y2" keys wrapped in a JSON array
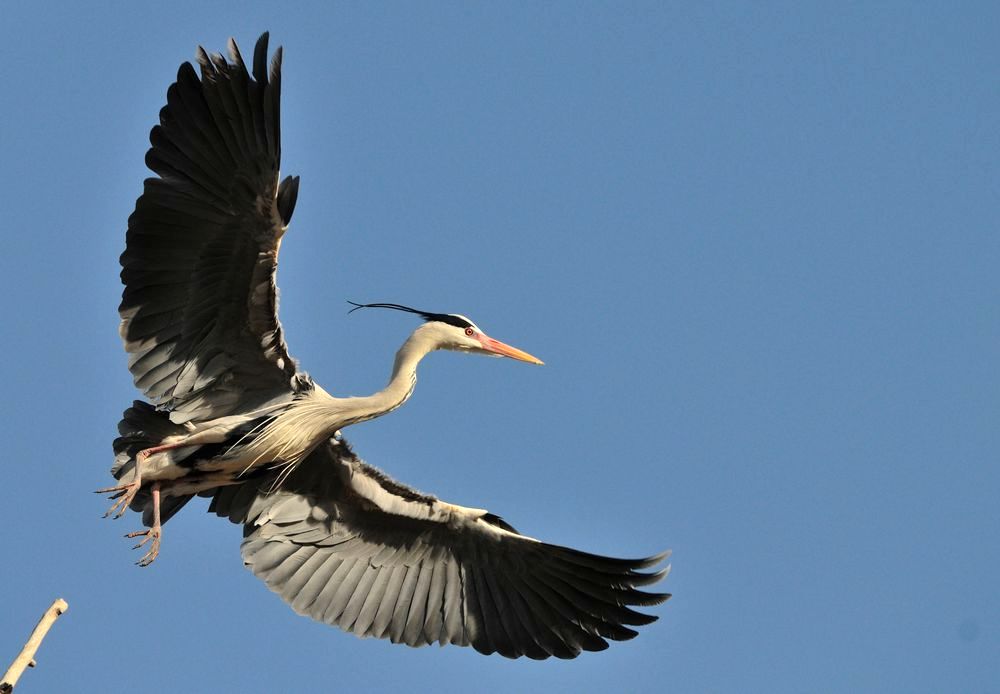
[
  {"x1": 98, "y1": 480, "x2": 141, "y2": 519},
  {"x1": 94, "y1": 484, "x2": 126, "y2": 495},
  {"x1": 126, "y1": 527, "x2": 161, "y2": 565},
  {"x1": 137, "y1": 544, "x2": 160, "y2": 566}
]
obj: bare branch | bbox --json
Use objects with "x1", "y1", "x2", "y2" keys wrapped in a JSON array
[{"x1": 1, "y1": 599, "x2": 69, "y2": 692}]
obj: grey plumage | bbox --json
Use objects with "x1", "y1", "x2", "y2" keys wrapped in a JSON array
[
  {"x1": 106, "y1": 31, "x2": 670, "y2": 658},
  {"x1": 204, "y1": 439, "x2": 670, "y2": 659}
]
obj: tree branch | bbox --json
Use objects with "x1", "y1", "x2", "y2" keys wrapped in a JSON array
[{"x1": 1, "y1": 598, "x2": 69, "y2": 692}]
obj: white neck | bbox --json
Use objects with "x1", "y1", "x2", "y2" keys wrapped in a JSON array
[
  {"x1": 239, "y1": 326, "x2": 449, "y2": 473},
  {"x1": 333, "y1": 326, "x2": 440, "y2": 427}
]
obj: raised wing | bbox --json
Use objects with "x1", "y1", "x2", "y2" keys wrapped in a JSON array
[
  {"x1": 208, "y1": 440, "x2": 670, "y2": 659},
  {"x1": 120, "y1": 33, "x2": 307, "y2": 424}
]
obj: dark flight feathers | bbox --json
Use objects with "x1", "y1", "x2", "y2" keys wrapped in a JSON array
[{"x1": 119, "y1": 32, "x2": 305, "y2": 426}]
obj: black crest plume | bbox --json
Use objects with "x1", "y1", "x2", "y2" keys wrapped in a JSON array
[{"x1": 347, "y1": 301, "x2": 473, "y2": 329}]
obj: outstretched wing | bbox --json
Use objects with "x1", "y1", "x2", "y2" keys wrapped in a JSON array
[
  {"x1": 120, "y1": 33, "x2": 307, "y2": 425},
  {"x1": 208, "y1": 440, "x2": 671, "y2": 659}
]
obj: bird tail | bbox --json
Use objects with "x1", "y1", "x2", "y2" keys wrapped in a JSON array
[{"x1": 111, "y1": 401, "x2": 194, "y2": 526}]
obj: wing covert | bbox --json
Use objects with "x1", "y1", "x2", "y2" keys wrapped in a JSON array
[{"x1": 120, "y1": 33, "x2": 307, "y2": 424}]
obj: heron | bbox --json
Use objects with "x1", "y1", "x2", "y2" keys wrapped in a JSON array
[{"x1": 99, "y1": 32, "x2": 670, "y2": 659}]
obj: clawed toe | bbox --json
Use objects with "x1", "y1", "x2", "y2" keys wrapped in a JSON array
[
  {"x1": 125, "y1": 527, "x2": 161, "y2": 566},
  {"x1": 97, "y1": 481, "x2": 140, "y2": 519}
]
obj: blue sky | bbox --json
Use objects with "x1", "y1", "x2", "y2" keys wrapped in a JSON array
[{"x1": 1, "y1": 2, "x2": 998, "y2": 692}]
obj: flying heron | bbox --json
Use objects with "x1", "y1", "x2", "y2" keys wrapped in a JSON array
[{"x1": 99, "y1": 33, "x2": 670, "y2": 659}]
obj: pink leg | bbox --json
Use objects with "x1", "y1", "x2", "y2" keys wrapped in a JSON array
[
  {"x1": 95, "y1": 441, "x2": 188, "y2": 518},
  {"x1": 137, "y1": 441, "x2": 192, "y2": 459},
  {"x1": 125, "y1": 482, "x2": 162, "y2": 567}
]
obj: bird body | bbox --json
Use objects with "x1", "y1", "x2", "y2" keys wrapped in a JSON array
[
  {"x1": 101, "y1": 32, "x2": 670, "y2": 659},
  {"x1": 112, "y1": 316, "x2": 539, "y2": 502}
]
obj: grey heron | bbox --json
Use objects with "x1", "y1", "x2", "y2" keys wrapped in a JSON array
[{"x1": 99, "y1": 33, "x2": 670, "y2": 659}]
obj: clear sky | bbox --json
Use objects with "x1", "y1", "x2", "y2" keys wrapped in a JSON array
[{"x1": 1, "y1": 2, "x2": 997, "y2": 692}]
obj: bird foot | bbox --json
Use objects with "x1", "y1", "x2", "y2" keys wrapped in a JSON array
[
  {"x1": 125, "y1": 526, "x2": 162, "y2": 567},
  {"x1": 95, "y1": 480, "x2": 141, "y2": 519}
]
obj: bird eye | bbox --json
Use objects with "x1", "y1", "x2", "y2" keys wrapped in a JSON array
[{"x1": 464, "y1": 327, "x2": 475, "y2": 336}]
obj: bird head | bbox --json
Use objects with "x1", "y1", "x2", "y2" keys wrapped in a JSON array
[{"x1": 348, "y1": 302, "x2": 543, "y2": 365}]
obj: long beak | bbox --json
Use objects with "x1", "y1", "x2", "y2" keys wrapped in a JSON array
[{"x1": 478, "y1": 334, "x2": 544, "y2": 365}]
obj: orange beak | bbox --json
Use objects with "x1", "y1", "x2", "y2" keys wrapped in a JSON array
[{"x1": 478, "y1": 334, "x2": 544, "y2": 365}]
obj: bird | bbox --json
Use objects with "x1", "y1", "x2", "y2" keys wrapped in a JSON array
[{"x1": 99, "y1": 32, "x2": 670, "y2": 659}]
